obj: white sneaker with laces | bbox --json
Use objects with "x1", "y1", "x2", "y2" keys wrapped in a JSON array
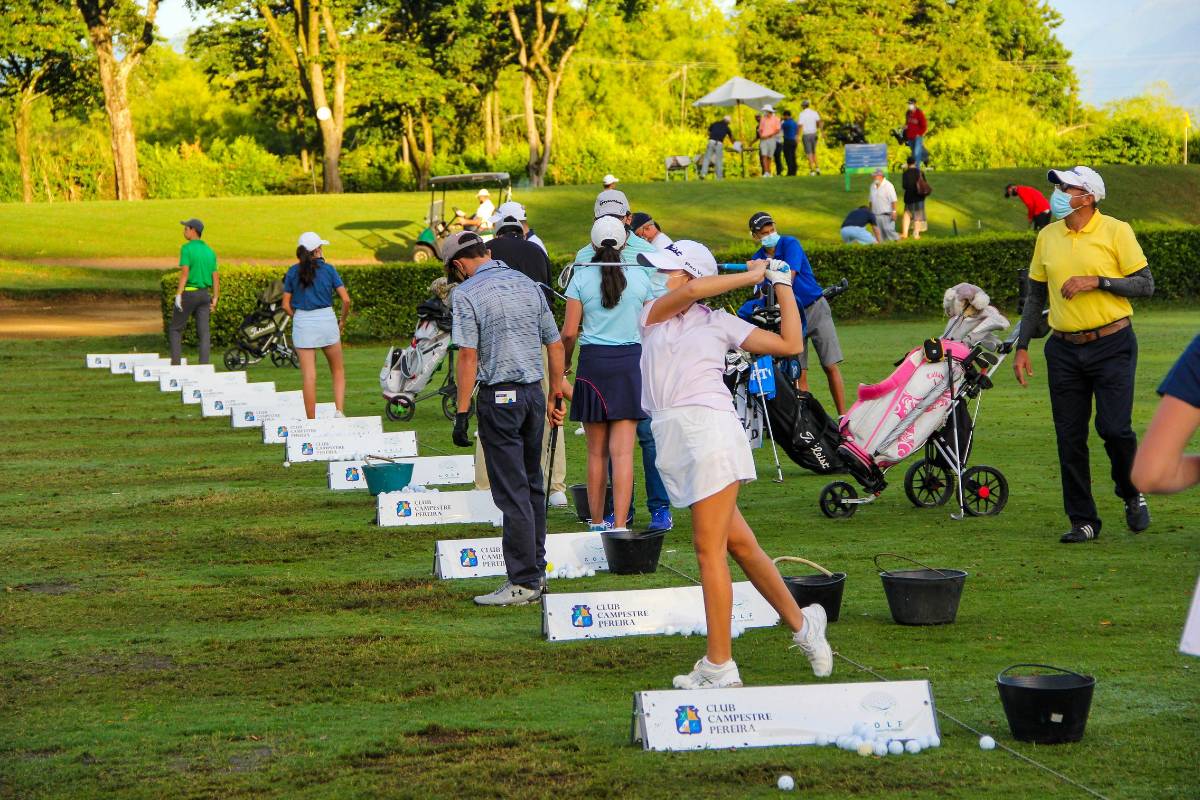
[
  {"x1": 672, "y1": 657, "x2": 743, "y2": 689},
  {"x1": 548, "y1": 491, "x2": 568, "y2": 508},
  {"x1": 792, "y1": 604, "x2": 833, "y2": 677},
  {"x1": 473, "y1": 580, "x2": 542, "y2": 607}
]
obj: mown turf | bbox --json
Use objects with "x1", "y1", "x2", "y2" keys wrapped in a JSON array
[
  {"x1": 1, "y1": 312, "x2": 1197, "y2": 799},
  {"x1": 0, "y1": 260, "x2": 167, "y2": 297}
]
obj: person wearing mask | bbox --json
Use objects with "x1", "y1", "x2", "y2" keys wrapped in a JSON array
[
  {"x1": 636, "y1": 240, "x2": 833, "y2": 688},
  {"x1": 748, "y1": 211, "x2": 846, "y2": 415},
  {"x1": 700, "y1": 115, "x2": 734, "y2": 180},
  {"x1": 1013, "y1": 166, "x2": 1155, "y2": 544},
  {"x1": 757, "y1": 105, "x2": 781, "y2": 177},
  {"x1": 561, "y1": 218, "x2": 661, "y2": 532},
  {"x1": 169, "y1": 218, "x2": 219, "y2": 365},
  {"x1": 458, "y1": 188, "x2": 495, "y2": 232},
  {"x1": 282, "y1": 232, "x2": 352, "y2": 419},
  {"x1": 904, "y1": 98, "x2": 928, "y2": 167},
  {"x1": 797, "y1": 100, "x2": 822, "y2": 176},
  {"x1": 447, "y1": 231, "x2": 566, "y2": 606},
  {"x1": 1005, "y1": 183, "x2": 1052, "y2": 231},
  {"x1": 839, "y1": 206, "x2": 876, "y2": 245},
  {"x1": 630, "y1": 212, "x2": 673, "y2": 251},
  {"x1": 900, "y1": 156, "x2": 927, "y2": 240},
  {"x1": 868, "y1": 168, "x2": 899, "y2": 242}
]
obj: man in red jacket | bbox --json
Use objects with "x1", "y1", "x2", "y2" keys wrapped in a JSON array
[
  {"x1": 1005, "y1": 183, "x2": 1052, "y2": 230},
  {"x1": 904, "y1": 99, "x2": 928, "y2": 167}
]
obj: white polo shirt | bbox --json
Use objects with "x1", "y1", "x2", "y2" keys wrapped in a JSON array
[{"x1": 797, "y1": 108, "x2": 821, "y2": 135}]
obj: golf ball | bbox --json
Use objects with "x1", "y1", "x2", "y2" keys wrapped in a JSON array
[
  {"x1": 929, "y1": 735, "x2": 941, "y2": 749},
  {"x1": 777, "y1": 774, "x2": 795, "y2": 791},
  {"x1": 848, "y1": 736, "x2": 863, "y2": 750},
  {"x1": 979, "y1": 735, "x2": 996, "y2": 751},
  {"x1": 856, "y1": 740, "x2": 875, "y2": 756},
  {"x1": 873, "y1": 741, "x2": 888, "y2": 757},
  {"x1": 905, "y1": 740, "x2": 922, "y2": 754},
  {"x1": 918, "y1": 736, "x2": 932, "y2": 749},
  {"x1": 888, "y1": 740, "x2": 904, "y2": 756},
  {"x1": 814, "y1": 733, "x2": 829, "y2": 747},
  {"x1": 316, "y1": 105, "x2": 332, "y2": 121}
]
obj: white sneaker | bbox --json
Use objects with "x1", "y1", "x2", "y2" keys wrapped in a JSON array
[
  {"x1": 548, "y1": 491, "x2": 568, "y2": 508},
  {"x1": 673, "y1": 657, "x2": 743, "y2": 689},
  {"x1": 473, "y1": 580, "x2": 542, "y2": 607},
  {"x1": 792, "y1": 604, "x2": 833, "y2": 677}
]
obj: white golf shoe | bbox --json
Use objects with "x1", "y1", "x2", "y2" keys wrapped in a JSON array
[
  {"x1": 792, "y1": 604, "x2": 833, "y2": 677},
  {"x1": 473, "y1": 580, "x2": 542, "y2": 607},
  {"x1": 673, "y1": 657, "x2": 743, "y2": 689},
  {"x1": 548, "y1": 491, "x2": 568, "y2": 508}
]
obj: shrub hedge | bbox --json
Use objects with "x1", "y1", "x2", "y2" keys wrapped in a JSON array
[{"x1": 163, "y1": 225, "x2": 1200, "y2": 347}]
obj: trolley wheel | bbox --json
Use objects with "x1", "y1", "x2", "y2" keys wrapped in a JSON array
[
  {"x1": 819, "y1": 481, "x2": 858, "y2": 519},
  {"x1": 270, "y1": 349, "x2": 290, "y2": 368},
  {"x1": 903, "y1": 458, "x2": 955, "y2": 508},
  {"x1": 961, "y1": 465, "x2": 1009, "y2": 517},
  {"x1": 442, "y1": 391, "x2": 475, "y2": 421},
  {"x1": 223, "y1": 347, "x2": 250, "y2": 371},
  {"x1": 385, "y1": 396, "x2": 415, "y2": 422}
]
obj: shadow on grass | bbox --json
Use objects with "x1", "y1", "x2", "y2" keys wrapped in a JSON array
[{"x1": 334, "y1": 220, "x2": 423, "y2": 262}]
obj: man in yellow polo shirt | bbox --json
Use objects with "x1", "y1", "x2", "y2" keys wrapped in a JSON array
[{"x1": 1013, "y1": 166, "x2": 1155, "y2": 543}]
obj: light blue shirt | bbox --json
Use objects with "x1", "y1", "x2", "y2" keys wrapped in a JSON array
[{"x1": 567, "y1": 264, "x2": 660, "y2": 346}]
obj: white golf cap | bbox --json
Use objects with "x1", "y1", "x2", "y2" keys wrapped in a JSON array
[
  {"x1": 491, "y1": 200, "x2": 526, "y2": 222},
  {"x1": 1047, "y1": 166, "x2": 1106, "y2": 201},
  {"x1": 477, "y1": 187, "x2": 490, "y2": 197},
  {"x1": 590, "y1": 216, "x2": 628, "y2": 250},
  {"x1": 594, "y1": 188, "x2": 630, "y2": 218},
  {"x1": 602, "y1": 174, "x2": 619, "y2": 186},
  {"x1": 636, "y1": 239, "x2": 718, "y2": 279},
  {"x1": 761, "y1": 104, "x2": 774, "y2": 113},
  {"x1": 297, "y1": 231, "x2": 329, "y2": 252}
]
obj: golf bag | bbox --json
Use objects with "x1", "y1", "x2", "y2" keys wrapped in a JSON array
[
  {"x1": 224, "y1": 279, "x2": 296, "y2": 369},
  {"x1": 380, "y1": 294, "x2": 453, "y2": 401}
]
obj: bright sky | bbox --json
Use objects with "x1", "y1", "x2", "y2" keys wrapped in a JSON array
[{"x1": 156, "y1": 0, "x2": 1200, "y2": 110}]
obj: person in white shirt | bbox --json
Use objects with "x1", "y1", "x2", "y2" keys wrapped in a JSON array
[
  {"x1": 630, "y1": 212, "x2": 673, "y2": 251},
  {"x1": 868, "y1": 169, "x2": 899, "y2": 241},
  {"x1": 797, "y1": 100, "x2": 822, "y2": 176},
  {"x1": 459, "y1": 188, "x2": 496, "y2": 232},
  {"x1": 490, "y1": 201, "x2": 547, "y2": 254}
]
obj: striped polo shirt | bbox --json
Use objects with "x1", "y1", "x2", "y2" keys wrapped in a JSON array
[{"x1": 451, "y1": 260, "x2": 560, "y2": 385}]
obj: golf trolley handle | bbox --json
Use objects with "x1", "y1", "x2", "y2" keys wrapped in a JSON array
[
  {"x1": 873, "y1": 552, "x2": 948, "y2": 578},
  {"x1": 772, "y1": 556, "x2": 834, "y2": 577},
  {"x1": 997, "y1": 663, "x2": 1091, "y2": 682}
]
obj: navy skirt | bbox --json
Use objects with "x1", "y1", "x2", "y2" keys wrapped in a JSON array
[{"x1": 571, "y1": 343, "x2": 646, "y2": 423}]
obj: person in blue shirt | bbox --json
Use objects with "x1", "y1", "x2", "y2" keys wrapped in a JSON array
[
  {"x1": 746, "y1": 211, "x2": 846, "y2": 415},
  {"x1": 779, "y1": 111, "x2": 799, "y2": 177},
  {"x1": 283, "y1": 231, "x2": 352, "y2": 419}
]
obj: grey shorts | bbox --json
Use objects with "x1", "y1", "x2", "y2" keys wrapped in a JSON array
[
  {"x1": 799, "y1": 296, "x2": 843, "y2": 369},
  {"x1": 759, "y1": 138, "x2": 777, "y2": 156},
  {"x1": 802, "y1": 133, "x2": 818, "y2": 155}
]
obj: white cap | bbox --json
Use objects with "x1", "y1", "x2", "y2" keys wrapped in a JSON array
[
  {"x1": 1047, "y1": 166, "x2": 1106, "y2": 201},
  {"x1": 491, "y1": 200, "x2": 526, "y2": 222},
  {"x1": 590, "y1": 216, "x2": 628, "y2": 250},
  {"x1": 761, "y1": 104, "x2": 774, "y2": 113},
  {"x1": 297, "y1": 231, "x2": 329, "y2": 252},
  {"x1": 477, "y1": 188, "x2": 490, "y2": 197},
  {"x1": 636, "y1": 239, "x2": 718, "y2": 279},
  {"x1": 602, "y1": 174, "x2": 619, "y2": 186},
  {"x1": 594, "y1": 189, "x2": 630, "y2": 218}
]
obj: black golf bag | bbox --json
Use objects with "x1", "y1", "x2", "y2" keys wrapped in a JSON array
[
  {"x1": 223, "y1": 279, "x2": 296, "y2": 369},
  {"x1": 765, "y1": 361, "x2": 845, "y2": 475}
]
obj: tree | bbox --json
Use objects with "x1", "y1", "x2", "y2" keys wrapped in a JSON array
[
  {"x1": 0, "y1": 0, "x2": 92, "y2": 202},
  {"x1": 74, "y1": 0, "x2": 159, "y2": 200}
]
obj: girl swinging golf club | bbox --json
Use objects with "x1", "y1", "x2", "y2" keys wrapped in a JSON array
[{"x1": 637, "y1": 240, "x2": 833, "y2": 688}]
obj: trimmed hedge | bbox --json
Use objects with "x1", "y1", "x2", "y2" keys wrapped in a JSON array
[{"x1": 164, "y1": 225, "x2": 1200, "y2": 346}]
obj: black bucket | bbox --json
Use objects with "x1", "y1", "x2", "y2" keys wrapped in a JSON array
[
  {"x1": 601, "y1": 529, "x2": 667, "y2": 575},
  {"x1": 875, "y1": 553, "x2": 967, "y2": 625},
  {"x1": 568, "y1": 482, "x2": 636, "y2": 524},
  {"x1": 774, "y1": 556, "x2": 846, "y2": 622},
  {"x1": 997, "y1": 664, "x2": 1096, "y2": 744}
]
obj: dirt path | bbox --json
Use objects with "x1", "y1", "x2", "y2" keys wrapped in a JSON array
[{"x1": 0, "y1": 296, "x2": 161, "y2": 338}]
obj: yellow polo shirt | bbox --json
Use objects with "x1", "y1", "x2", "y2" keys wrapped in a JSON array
[{"x1": 1029, "y1": 211, "x2": 1147, "y2": 333}]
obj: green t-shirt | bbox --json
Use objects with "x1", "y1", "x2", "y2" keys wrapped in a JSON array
[{"x1": 180, "y1": 239, "x2": 218, "y2": 289}]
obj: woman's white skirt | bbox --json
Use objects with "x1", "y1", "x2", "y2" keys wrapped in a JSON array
[
  {"x1": 293, "y1": 306, "x2": 340, "y2": 349},
  {"x1": 650, "y1": 405, "x2": 756, "y2": 508}
]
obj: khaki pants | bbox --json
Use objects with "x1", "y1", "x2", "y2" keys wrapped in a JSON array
[{"x1": 475, "y1": 351, "x2": 567, "y2": 494}]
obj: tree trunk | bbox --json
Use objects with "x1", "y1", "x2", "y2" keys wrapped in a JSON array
[
  {"x1": 521, "y1": 71, "x2": 543, "y2": 187},
  {"x1": 94, "y1": 51, "x2": 142, "y2": 200},
  {"x1": 15, "y1": 91, "x2": 35, "y2": 203},
  {"x1": 483, "y1": 92, "x2": 494, "y2": 158},
  {"x1": 300, "y1": 147, "x2": 310, "y2": 173},
  {"x1": 537, "y1": 77, "x2": 561, "y2": 184},
  {"x1": 403, "y1": 111, "x2": 431, "y2": 190},
  {"x1": 318, "y1": 117, "x2": 344, "y2": 193}
]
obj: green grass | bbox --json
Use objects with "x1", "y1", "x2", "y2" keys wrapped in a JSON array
[
  {"x1": 0, "y1": 165, "x2": 1198, "y2": 265},
  {"x1": 1, "y1": 312, "x2": 1197, "y2": 799},
  {"x1": 0, "y1": 260, "x2": 167, "y2": 297}
]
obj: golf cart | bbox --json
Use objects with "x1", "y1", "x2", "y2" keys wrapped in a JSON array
[{"x1": 410, "y1": 172, "x2": 512, "y2": 263}]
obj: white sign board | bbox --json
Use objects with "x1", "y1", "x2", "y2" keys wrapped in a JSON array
[
  {"x1": 1182, "y1": 575, "x2": 1200, "y2": 658},
  {"x1": 330, "y1": 455, "x2": 475, "y2": 491},
  {"x1": 134, "y1": 361, "x2": 200, "y2": 383},
  {"x1": 153, "y1": 365, "x2": 216, "y2": 389},
  {"x1": 631, "y1": 680, "x2": 939, "y2": 751},
  {"x1": 264, "y1": 415, "x2": 383, "y2": 445},
  {"x1": 86, "y1": 353, "x2": 140, "y2": 369},
  {"x1": 376, "y1": 489, "x2": 502, "y2": 528},
  {"x1": 178, "y1": 373, "x2": 249, "y2": 402},
  {"x1": 286, "y1": 430, "x2": 417, "y2": 464},
  {"x1": 246, "y1": 403, "x2": 338, "y2": 432},
  {"x1": 434, "y1": 530, "x2": 607, "y2": 579},
  {"x1": 227, "y1": 392, "x2": 305, "y2": 428},
  {"x1": 199, "y1": 383, "x2": 278, "y2": 417},
  {"x1": 543, "y1": 581, "x2": 779, "y2": 642},
  {"x1": 109, "y1": 353, "x2": 163, "y2": 375}
]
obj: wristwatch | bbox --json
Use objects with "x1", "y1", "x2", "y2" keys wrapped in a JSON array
[{"x1": 1099, "y1": 277, "x2": 1112, "y2": 290}]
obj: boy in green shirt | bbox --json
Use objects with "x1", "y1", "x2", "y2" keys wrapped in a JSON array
[{"x1": 169, "y1": 218, "x2": 219, "y2": 365}]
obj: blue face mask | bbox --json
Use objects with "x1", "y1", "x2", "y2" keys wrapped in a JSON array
[
  {"x1": 759, "y1": 232, "x2": 781, "y2": 248},
  {"x1": 1050, "y1": 188, "x2": 1084, "y2": 220}
]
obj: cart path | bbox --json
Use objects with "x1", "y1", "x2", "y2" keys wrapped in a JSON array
[
  {"x1": 0, "y1": 296, "x2": 161, "y2": 338},
  {"x1": 23, "y1": 256, "x2": 386, "y2": 269}
]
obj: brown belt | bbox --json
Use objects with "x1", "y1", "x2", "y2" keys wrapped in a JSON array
[{"x1": 1051, "y1": 317, "x2": 1130, "y2": 345}]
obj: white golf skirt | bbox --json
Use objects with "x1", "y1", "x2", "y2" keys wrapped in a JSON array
[
  {"x1": 650, "y1": 405, "x2": 756, "y2": 508},
  {"x1": 293, "y1": 306, "x2": 340, "y2": 349}
]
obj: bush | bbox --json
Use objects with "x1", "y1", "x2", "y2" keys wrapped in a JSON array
[
  {"x1": 164, "y1": 226, "x2": 1200, "y2": 346},
  {"x1": 140, "y1": 137, "x2": 291, "y2": 199}
]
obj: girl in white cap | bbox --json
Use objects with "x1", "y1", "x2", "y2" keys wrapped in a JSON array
[
  {"x1": 283, "y1": 232, "x2": 352, "y2": 418},
  {"x1": 637, "y1": 240, "x2": 833, "y2": 688}
]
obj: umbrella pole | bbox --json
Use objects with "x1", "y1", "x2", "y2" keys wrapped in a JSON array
[{"x1": 738, "y1": 101, "x2": 746, "y2": 178}]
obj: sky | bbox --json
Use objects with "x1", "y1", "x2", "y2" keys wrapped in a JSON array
[{"x1": 154, "y1": 0, "x2": 1200, "y2": 110}]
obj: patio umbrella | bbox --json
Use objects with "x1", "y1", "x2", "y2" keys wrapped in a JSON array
[{"x1": 693, "y1": 77, "x2": 785, "y2": 176}]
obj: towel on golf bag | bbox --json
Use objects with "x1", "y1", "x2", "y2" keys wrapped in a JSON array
[{"x1": 941, "y1": 283, "x2": 1009, "y2": 348}]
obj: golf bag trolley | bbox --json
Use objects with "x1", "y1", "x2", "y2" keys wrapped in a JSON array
[{"x1": 223, "y1": 280, "x2": 298, "y2": 370}]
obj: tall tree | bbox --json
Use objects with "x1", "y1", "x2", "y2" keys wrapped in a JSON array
[
  {"x1": 73, "y1": 0, "x2": 159, "y2": 200},
  {"x1": 0, "y1": 0, "x2": 92, "y2": 202}
]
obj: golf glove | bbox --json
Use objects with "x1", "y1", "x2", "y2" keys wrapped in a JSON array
[
  {"x1": 452, "y1": 412, "x2": 471, "y2": 448},
  {"x1": 174, "y1": 293, "x2": 183, "y2": 311},
  {"x1": 764, "y1": 259, "x2": 793, "y2": 286}
]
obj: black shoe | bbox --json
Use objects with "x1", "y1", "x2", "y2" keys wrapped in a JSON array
[
  {"x1": 1124, "y1": 494, "x2": 1150, "y2": 533},
  {"x1": 1060, "y1": 523, "x2": 1099, "y2": 544}
]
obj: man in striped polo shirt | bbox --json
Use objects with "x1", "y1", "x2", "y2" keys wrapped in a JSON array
[{"x1": 446, "y1": 232, "x2": 566, "y2": 606}]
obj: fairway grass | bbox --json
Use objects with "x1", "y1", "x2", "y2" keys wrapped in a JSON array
[
  {"x1": 1, "y1": 312, "x2": 1197, "y2": 799},
  {"x1": 0, "y1": 260, "x2": 167, "y2": 296}
]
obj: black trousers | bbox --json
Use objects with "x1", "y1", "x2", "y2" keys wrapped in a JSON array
[
  {"x1": 1044, "y1": 326, "x2": 1139, "y2": 530},
  {"x1": 477, "y1": 381, "x2": 547, "y2": 587},
  {"x1": 782, "y1": 139, "x2": 798, "y2": 175},
  {"x1": 169, "y1": 289, "x2": 211, "y2": 365},
  {"x1": 1033, "y1": 210, "x2": 1052, "y2": 230}
]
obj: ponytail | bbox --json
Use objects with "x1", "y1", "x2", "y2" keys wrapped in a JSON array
[
  {"x1": 296, "y1": 246, "x2": 317, "y2": 287},
  {"x1": 596, "y1": 244, "x2": 626, "y2": 309}
]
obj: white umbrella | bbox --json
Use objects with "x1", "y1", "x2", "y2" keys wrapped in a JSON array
[{"x1": 693, "y1": 77, "x2": 785, "y2": 176}]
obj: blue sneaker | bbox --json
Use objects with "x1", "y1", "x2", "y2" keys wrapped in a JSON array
[
  {"x1": 649, "y1": 509, "x2": 673, "y2": 531},
  {"x1": 604, "y1": 512, "x2": 635, "y2": 530}
]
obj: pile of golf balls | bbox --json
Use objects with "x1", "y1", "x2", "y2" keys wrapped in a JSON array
[
  {"x1": 546, "y1": 564, "x2": 596, "y2": 580},
  {"x1": 816, "y1": 722, "x2": 942, "y2": 757}
]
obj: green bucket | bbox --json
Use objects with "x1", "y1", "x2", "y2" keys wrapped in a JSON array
[{"x1": 363, "y1": 462, "x2": 415, "y2": 495}]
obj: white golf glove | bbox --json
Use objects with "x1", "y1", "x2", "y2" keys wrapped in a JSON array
[
  {"x1": 174, "y1": 293, "x2": 183, "y2": 311},
  {"x1": 764, "y1": 259, "x2": 793, "y2": 286}
]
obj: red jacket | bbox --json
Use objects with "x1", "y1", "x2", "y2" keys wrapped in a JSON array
[
  {"x1": 904, "y1": 108, "x2": 927, "y2": 140},
  {"x1": 1014, "y1": 185, "x2": 1050, "y2": 220}
]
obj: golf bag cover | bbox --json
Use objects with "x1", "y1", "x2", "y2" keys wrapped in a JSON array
[{"x1": 380, "y1": 322, "x2": 451, "y2": 398}]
